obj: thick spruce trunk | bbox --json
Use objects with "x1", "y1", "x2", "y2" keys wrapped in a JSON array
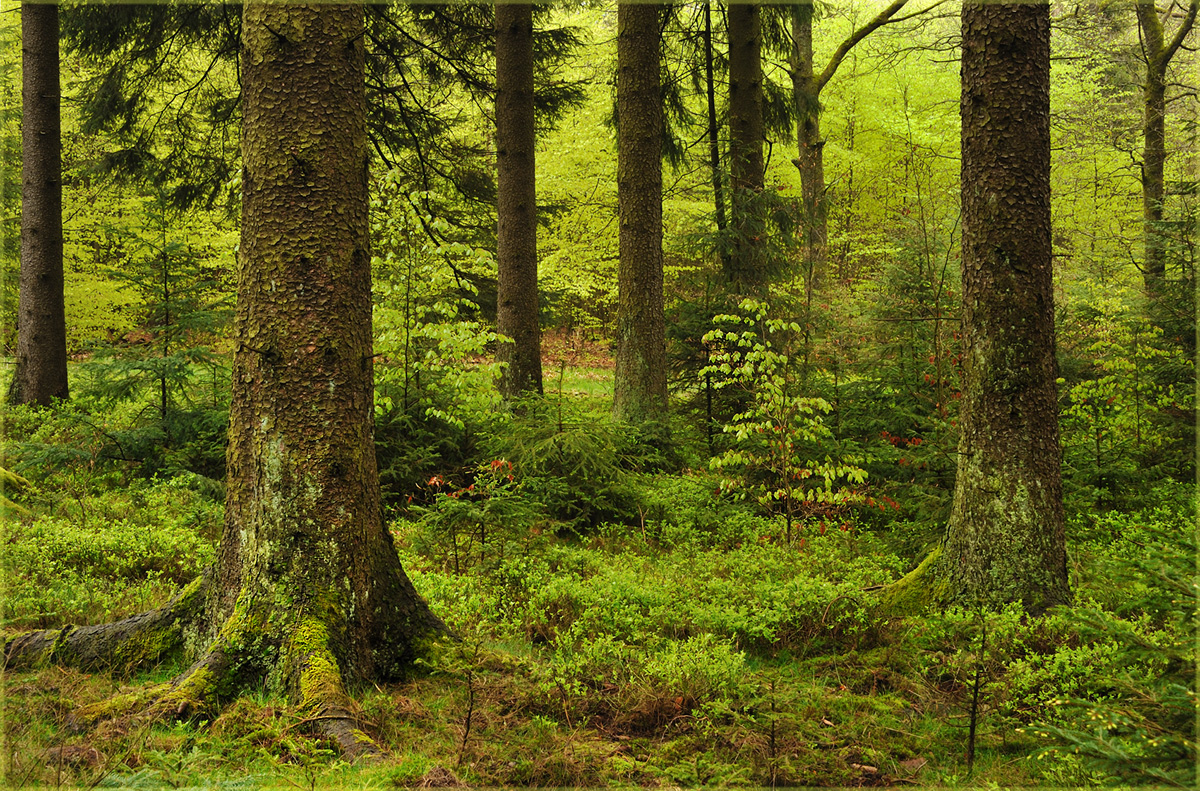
[
  {"x1": 931, "y1": 0, "x2": 1069, "y2": 613},
  {"x1": 726, "y1": 1, "x2": 765, "y2": 293},
  {"x1": 495, "y1": 2, "x2": 543, "y2": 398},
  {"x1": 613, "y1": 2, "x2": 667, "y2": 424},
  {"x1": 10, "y1": 2, "x2": 68, "y2": 406},
  {"x1": 7, "y1": 4, "x2": 444, "y2": 758}
]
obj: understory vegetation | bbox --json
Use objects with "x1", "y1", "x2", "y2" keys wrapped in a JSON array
[{"x1": 2, "y1": 364, "x2": 1195, "y2": 787}]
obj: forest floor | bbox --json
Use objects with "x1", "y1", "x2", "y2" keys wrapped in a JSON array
[{"x1": 2, "y1": 361, "x2": 1192, "y2": 789}]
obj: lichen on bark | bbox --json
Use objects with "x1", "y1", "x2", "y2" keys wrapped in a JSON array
[{"x1": 922, "y1": 0, "x2": 1069, "y2": 615}]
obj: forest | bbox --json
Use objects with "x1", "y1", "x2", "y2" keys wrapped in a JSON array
[{"x1": 1, "y1": 0, "x2": 1196, "y2": 787}]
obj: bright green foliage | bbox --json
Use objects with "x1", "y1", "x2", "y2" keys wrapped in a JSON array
[
  {"x1": 79, "y1": 190, "x2": 232, "y2": 472},
  {"x1": 1027, "y1": 500, "x2": 1196, "y2": 786},
  {"x1": 1, "y1": 475, "x2": 218, "y2": 629},
  {"x1": 370, "y1": 174, "x2": 501, "y2": 502},
  {"x1": 372, "y1": 186, "x2": 499, "y2": 427},
  {"x1": 411, "y1": 459, "x2": 541, "y2": 574},
  {"x1": 482, "y1": 397, "x2": 642, "y2": 530},
  {"x1": 0, "y1": 14, "x2": 18, "y2": 349},
  {"x1": 1057, "y1": 287, "x2": 1191, "y2": 509},
  {"x1": 704, "y1": 299, "x2": 866, "y2": 540}
]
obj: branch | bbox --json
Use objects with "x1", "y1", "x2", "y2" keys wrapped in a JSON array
[
  {"x1": 816, "y1": 0, "x2": 917, "y2": 92},
  {"x1": 1162, "y1": 0, "x2": 1199, "y2": 65}
]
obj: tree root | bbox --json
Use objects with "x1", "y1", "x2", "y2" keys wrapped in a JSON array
[
  {"x1": 5, "y1": 577, "x2": 392, "y2": 761},
  {"x1": 874, "y1": 546, "x2": 948, "y2": 617},
  {"x1": 4, "y1": 574, "x2": 208, "y2": 674}
]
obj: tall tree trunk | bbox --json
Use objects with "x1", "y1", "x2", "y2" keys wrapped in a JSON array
[
  {"x1": 7, "y1": 4, "x2": 445, "y2": 758},
  {"x1": 613, "y1": 2, "x2": 667, "y2": 424},
  {"x1": 790, "y1": 3, "x2": 826, "y2": 289},
  {"x1": 1134, "y1": 0, "x2": 1198, "y2": 297},
  {"x1": 932, "y1": 0, "x2": 1069, "y2": 614},
  {"x1": 704, "y1": 1, "x2": 728, "y2": 244},
  {"x1": 10, "y1": 2, "x2": 68, "y2": 406},
  {"x1": 726, "y1": 1, "x2": 765, "y2": 293},
  {"x1": 495, "y1": 2, "x2": 543, "y2": 397},
  {"x1": 787, "y1": 0, "x2": 911, "y2": 292}
]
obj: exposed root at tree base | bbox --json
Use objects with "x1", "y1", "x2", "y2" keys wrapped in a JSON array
[
  {"x1": 874, "y1": 546, "x2": 947, "y2": 617},
  {"x1": 4, "y1": 574, "x2": 209, "y2": 674},
  {"x1": 5, "y1": 576, "x2": 393, "y2": 761}
]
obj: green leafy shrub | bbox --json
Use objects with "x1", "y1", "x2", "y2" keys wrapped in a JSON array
[
  {"x1": 410, "y1": 460, "x2": 545, "y2": 574},
  {"x1": 483, "y1": 397, "x2": 642, "y2": 530},
  {"x1": 1028, "y1": 511, "x2": 1196, "y2": 786},
  {"x1": 703, "y1": 299, "x2": 868, "y2": 541},
  {"x1": 1, "y1": 476, "x2": 220, "y2": 628}
]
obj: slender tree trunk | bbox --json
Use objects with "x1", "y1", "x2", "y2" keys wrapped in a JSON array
[
  {"x1": 10, "y1": 2, "x2": 68, "y2": 406},
  {"x1": 613, "y1": 2, "x2": 667, "y2": 424},
  {"x1": 1134, "y1": 0, "x2": 1198, "y2": 297},
  {"x1": 934, "y1": 0, "x2": 1069, "y2": 613},
  {"x1": 704, "y1": 2, "x2": 728, "y2": 243},
  {"x1": 786, "y1": 0, "x2": 910, "y2": 292},
  {"x1": 790, "y1": 3, "x2": 826, "y2": 288},
  {"x1": 495, "y1": 2, "x2": 543, "y2": 397}
]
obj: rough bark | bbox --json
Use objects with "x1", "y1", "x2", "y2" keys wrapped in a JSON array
[
  {"x1": 10, "y1": 1, "x2": 68, "y2": 407},
  {"x1": 6, "y1": 4, "x2": 445, "y2": 760},
  {"x1": 1134, "y1": 0, "x2": 1198, "y2": 297},
  {"x1": 726, "y1": 1, "x2": 765, "y2": 293},
  {"x1": 212, "y1": 0, "x2": 443, "y2": 725},
  {"x1": 704, "y1": 2, "x2": 728, "y2": 247},
  {"x1": 613, "y1": 3, "x2": 667, "y2": 424},
  {"x1": 495, "y1": 2, "x2": 543, "y2": 398},
  {"x1": 932, "y1": 0, "x2": 1069, "y2": 614},
  {"x1": 790, "y1": 3, "x2": 826, "y2": 287}
]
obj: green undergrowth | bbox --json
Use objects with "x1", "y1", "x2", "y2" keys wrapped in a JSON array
[
  {"x1": 1, "y1": 475, "x2": 220, "y2": 630},
  {"x1": 1, "y1": 467, "x2": 1192, "y2": 787}
]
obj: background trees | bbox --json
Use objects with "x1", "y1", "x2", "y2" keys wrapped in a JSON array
[
  {"x1": 2, "y1": 1, "x2": 1196, "y2": 777},
  {"x1": 612, "y1": 2, "x2": 667, "y2": 423},
  {"x1": 1134, "y1": 0, "x2": 1198, "y2": 296},
  {"x1": 495, "y1": 2, "x2": 543, "y2": 398}
]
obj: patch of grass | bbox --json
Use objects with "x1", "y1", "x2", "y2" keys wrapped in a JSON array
[{"x1": 4, "y1": 380, "x2": 1192, "y2": 789}]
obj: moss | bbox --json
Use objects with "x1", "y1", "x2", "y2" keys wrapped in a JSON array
[
  {"x1": 44, "y1": 625, "x2": 77, "y2": 664},
  {"x1": 874, "y1": 546, "x2": 951, "y2": 617},
  {"x1": 288, "y1": 618, "x2": 346, "y2": 712},
  {"x1": 73, "y1": 682, "x2": 170, "y2": 726}
]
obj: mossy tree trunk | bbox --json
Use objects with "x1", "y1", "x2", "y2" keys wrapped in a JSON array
[
  {"x1": 6, "y1": 3, "x2": 444, "y2": 758},
  {"x1": 495, "y1": 1, "x2": 543, "y2": 398},
  {"x1": 613, "y1": 2, "x2": 667, "y2": 424},
  {"x1": 933, "y1": 0, "x2": 1069, "y2": 614},
  {"x1": 1134, "y1": 0, "x2": 1197, "y2": 298},
  {"x1": 726, "y1": 1, "x2": 765, "y2": 293},
  {"x1": 10, "y1": 1, "x2": 68, "y2": 407}
]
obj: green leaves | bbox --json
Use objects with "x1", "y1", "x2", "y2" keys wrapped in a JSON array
[{"x1": 702, "y1": 299, "x2": 867, "y2": 538}]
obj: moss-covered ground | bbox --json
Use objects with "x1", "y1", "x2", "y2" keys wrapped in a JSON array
[{"x1": 4, "y1": 464, "x2": 1193, "y2": 788}]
